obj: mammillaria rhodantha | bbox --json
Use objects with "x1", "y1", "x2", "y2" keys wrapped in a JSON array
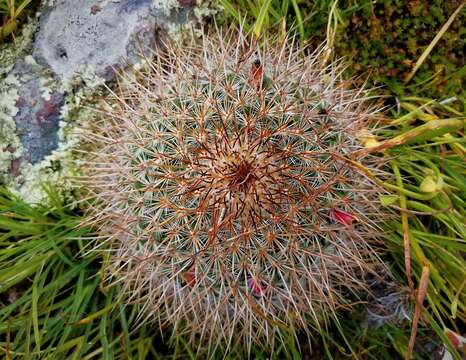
[{"x1": 80, "y1": 29, "x2": 389, "y2": 356}]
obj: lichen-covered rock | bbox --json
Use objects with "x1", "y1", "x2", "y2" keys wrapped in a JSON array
[
  {"x1": 33, "y1": 0, "x2": 165, "y2": 81},
  {"x1": 12, "y1": 59, "x2": 63, "y2": 164},
  {"x1": 0, "y1": 20, "x2": 38, "y2": 180},
  {"x1": 0, "y1": 0, "x2": 216, "y2": 203},
  {"x1": 0, "y1": 20, "x2": 38, "y2": 77}
]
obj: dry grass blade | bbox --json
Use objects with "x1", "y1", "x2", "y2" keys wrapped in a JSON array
[{"x1": 407, "y1": 265, "x2": 430, "y2": 359}]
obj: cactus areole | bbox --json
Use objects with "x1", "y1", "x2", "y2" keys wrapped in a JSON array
[{"x1": 82, "y1": 30, "x2": 388, "y2": 354}]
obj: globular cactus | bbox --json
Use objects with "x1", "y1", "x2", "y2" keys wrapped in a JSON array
[{"x1": 82, "y1": 29, "x2": 388, "y2": 355}]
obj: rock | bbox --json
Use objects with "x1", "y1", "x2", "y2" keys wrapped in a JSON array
[
  {"x1": 12, "y1": 60, "x2": 63, "y2": 164},
  {"x1": 32, "y1": 0, "x2": 191, "y2": 81}
]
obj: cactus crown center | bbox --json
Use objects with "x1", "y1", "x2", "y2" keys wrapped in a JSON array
[
  {"x1": 187, "y1": 127, "x2": 287, "y2": 232},
  {"x1": 225, "y1": 157, "x2": 256, "y2": 190}
]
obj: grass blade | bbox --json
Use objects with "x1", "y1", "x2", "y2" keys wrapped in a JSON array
[{"x1": 252, "y1": 0, "x2": 272, "y2": 39}]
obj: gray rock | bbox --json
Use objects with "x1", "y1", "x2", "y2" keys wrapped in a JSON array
[{"x1": 33, "y1": 0, "x2": 191, "y2": 81}]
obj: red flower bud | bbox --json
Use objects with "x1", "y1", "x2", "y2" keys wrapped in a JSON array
[
  {"x1": 445, "y1": 329, "x2": 466, "y2": 348},
  {"x1": 183, "y1": 266, "x2": 196, "y2": 287},
  {"x1": 250, "y1": 59, "x2": 263, "y2": 89},
  {"x1": 331, "y1": 208, "x2": 354, "y2": 227}
]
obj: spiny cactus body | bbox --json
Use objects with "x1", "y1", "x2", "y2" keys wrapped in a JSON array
[{"x1": 82, "y1": 30, "x2": 388, "y2": 355}]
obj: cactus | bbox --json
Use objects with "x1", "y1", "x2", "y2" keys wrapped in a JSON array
[{"x1": 81, "y1": 30, "x2": 389, "y2": 355}]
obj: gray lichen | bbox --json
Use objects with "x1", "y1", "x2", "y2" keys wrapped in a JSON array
[
  {"x1": 153, "y1": 0, "x2": 219, "y2": 39},
  {"x1": 0, "y1": 20, "x2": 38, "y2": 181},
  {"x1": 0, "y1": 74, "x2": 22, "y2": 178},
  {"x1": 152, "y1": 0, "x2": 181, "y2": 16}
]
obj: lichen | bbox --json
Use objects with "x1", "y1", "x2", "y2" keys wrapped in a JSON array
[
  {"x1": 152, "y1": 0, "x2": 181, "y2": 16},
  {"x1": 0, "y1": 19, "x2": 38, "y2": 76},
  {"x1": 10, "y1": 153, "x2": 74, "y2": 204},
  {"x1": 194, "y1": 0, "x2": 219, "y2": 22},
  {"x1": 0, "y1": 74, "x2": 22, "y2": 180},
  {"x1": 0, "y1": 18, "x2": 38, "y2": 184},
  {"x1": 42, "y1": 0, "x2": 56, "y2": 6},
  {"x1": 158, "y1": 0, "x2": 219, "y2": 40},
  {"x1": 24, "y1": 55, "x2": 56, "y2": 101},
  {"x1": 60, "y1": 64, "x2": 106, "y2": 93}
]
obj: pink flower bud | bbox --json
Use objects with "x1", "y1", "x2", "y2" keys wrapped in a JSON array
[
  {"x1": 247, "y1": 277, "x2": 264, "y2": 296},
  {"x1": 331, "y1": 208, "x2": 354, "y2": 227}
]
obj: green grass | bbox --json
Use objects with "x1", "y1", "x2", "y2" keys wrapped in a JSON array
[
  {"x1": 380, "y1": 98, "x2": 465, "y2": 357},
  {"x1": 0, "y1": 97, "x2": 463, "y2": 360},
  {"x1": 298, "y1": 97, "x2": 465, "y2": 359},
  {"x1": 0, "y1": 182, "x2": 454, "y2": 359},
  {"x1": 0, "y1": 187, "x2": 165, "y2": 359}
]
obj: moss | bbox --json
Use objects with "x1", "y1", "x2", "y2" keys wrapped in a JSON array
[
  {"x1": 336, "y1": 1, "x2": 464, "y2": 102},
  {"x1": 334, "y1": 0, "x2": 465, "y2": 101}
]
